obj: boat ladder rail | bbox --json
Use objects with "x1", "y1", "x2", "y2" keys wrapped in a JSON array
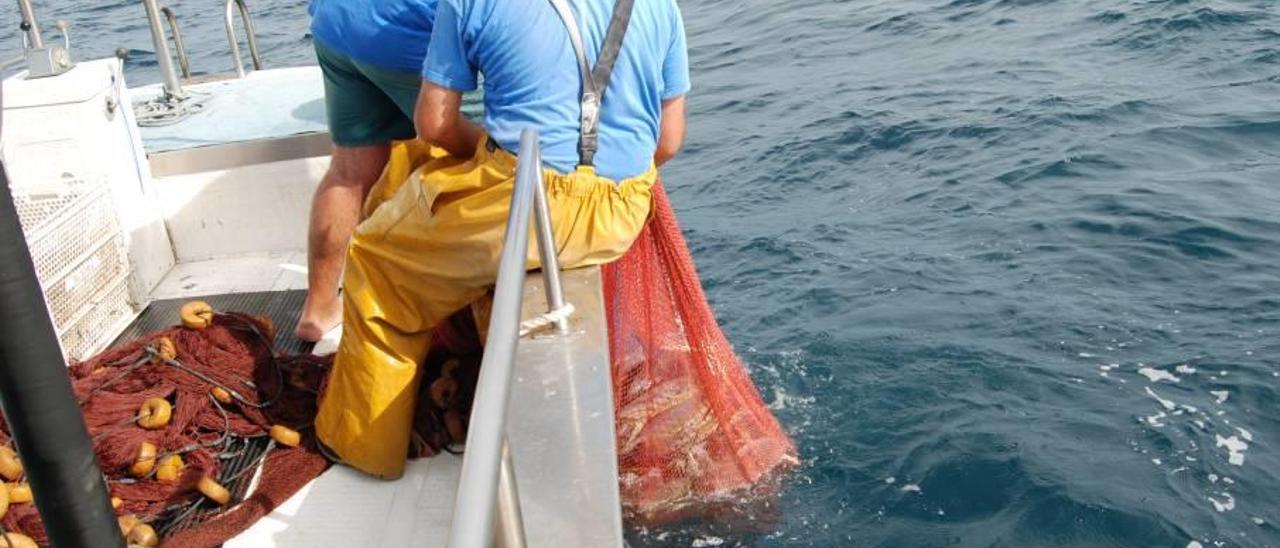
[{"x1": 224, "y1": 0, "x2": 263, "y2": 78}]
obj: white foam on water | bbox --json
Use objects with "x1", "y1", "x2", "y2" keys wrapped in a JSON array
[
  {"x1": 692, "y1": 536, "x2": 725, "y2": 547},
  {"x1": 901, "y1": 484, "x2": 921, "y2": 493},
  {"x1": 1188, "y1": 542, "x2": 1204, "y2": 548},
  {"x1": 1146, "y1": 387, "x2": 1177, "y2": 410},
  {"x1": 1236, "y1": 427, "x2": 1253, "y2": 442},
  {"x1": 1208, "y1": 492, "x2": 1235, "y2": 513},
  {"x1": 1209, "y1": 474, "x2": 1219, "y2": 483},
  {"x1": 1194, "y1": 420, "x2": 1206, "y2": 429},
  {"x1": 1253, "y1": 517, "x2": 1266, "y2": 525},
  {"x1": 1139, "y1": 367, "x2": 1180, "y2": 383},
  {"x1": 1210, "y1": 390, "x2": 1229, "y2": 404},
  {"x1": 884, "y1": 477, "x2": 896, "y2": 484},
  {"x1": 1176, "y1": 364, "x2": 1197, "y2": 374},
  {"x1": 1152, "y1": 458, "x2": 1162, "y2": 465},
  {"x1": 1222, "y1": 477, "x2": 1235, "y2": 485},
  {"x1": 767, "y1": 386, "x2": 816, "y2": 411},
  {"x1": 1100, "y1": 363, "x2": 1119, "y2": 371},
  {"x1": 1145, "y1": 412, "x2": 1167, "y2": 427},
  {"x1": 1079, "y1": 352, "x2": 1097, "y2": 358},
  {"x1": 1215, "y1": 435, "x2": 1248, "y2": 466}
]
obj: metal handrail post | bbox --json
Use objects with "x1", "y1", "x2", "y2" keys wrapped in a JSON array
[
  {"x1": 448, "y1": 129, "x2": 540, "y2": 548},
  {"x1": 141, "y1": 0, "x2": 183, "y2": 98},
  {"x1": 16, "y1": 0, "x2": 43, "y2": 48},
  {"x1": 224, "y1": 0, "x2": 263, "y2": 78},
  {"x1": 530, "y1": 150, "x2": 569, "y2": 333},
  {"x1": 159, "y1": 6, "x2": 190, "y2": 80},
  {"x1": 493, "y1": 438, "x2": 528, "y2": 548}
]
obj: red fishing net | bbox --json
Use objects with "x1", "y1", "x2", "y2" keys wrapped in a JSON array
[{"x1": 603, "y1": 182, "x2": 798, "y2": 521}]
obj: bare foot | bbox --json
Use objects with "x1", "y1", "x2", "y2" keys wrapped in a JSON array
[{"x1": 295, "y1": 293, "x2": 342, "y2": 342}]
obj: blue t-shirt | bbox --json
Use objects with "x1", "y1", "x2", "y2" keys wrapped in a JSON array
[
  {"x1": 424, "y1": 0, "x2": 691, "y2": 180},
  {"x1": 309, "y1": 0, "x2": 439, "y2": 73}
]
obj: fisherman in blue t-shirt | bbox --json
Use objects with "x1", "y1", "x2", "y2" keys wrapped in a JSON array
[
  {"x1": 313, "y1": 0, "x2": 691, "y2": 477},
  {"x1": 297, "y1": 0, "x2": 441, "y2": 343}
]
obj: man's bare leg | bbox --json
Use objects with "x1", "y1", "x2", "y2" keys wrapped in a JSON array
[{"x1": 296, "y1": 144, "x2": 392, "y2": 342}]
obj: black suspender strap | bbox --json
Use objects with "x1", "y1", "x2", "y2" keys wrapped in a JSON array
[{"x1": 546, "y1": 0, "x2": 636, "y2": 167}]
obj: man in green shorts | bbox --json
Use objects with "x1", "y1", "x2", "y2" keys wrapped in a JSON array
[{"x1": 297, "y1": 0, "x2": 442, "y2": 341}]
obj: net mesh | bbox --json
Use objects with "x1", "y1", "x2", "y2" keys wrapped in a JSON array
[{"x1": 603, "y1": 182, "x2": 797, "y2": 521}]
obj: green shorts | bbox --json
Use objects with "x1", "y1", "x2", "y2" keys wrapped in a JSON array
[{"x1": 315, "y1": 40, "x2": 421, "y2": 148}]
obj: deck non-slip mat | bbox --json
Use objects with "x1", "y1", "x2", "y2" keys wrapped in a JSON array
[
  {"x1": 113, "y1": 290, "x2": 313, "y2": 355},
  {"x1": 111, "y1": 290, "x2": 314, "y2": 537}
]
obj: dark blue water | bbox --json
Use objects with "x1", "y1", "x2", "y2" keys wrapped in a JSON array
[{"x1": 7, "y1": 1, "x2": 1280, "y2": 546}]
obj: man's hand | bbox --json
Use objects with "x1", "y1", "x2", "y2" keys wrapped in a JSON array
[
  {"x1": 655, "y1": 95, "x2": 687, "y2": 167},
  {"x1": 415, "y1": 80, "x2": 483, "y2": 157}
]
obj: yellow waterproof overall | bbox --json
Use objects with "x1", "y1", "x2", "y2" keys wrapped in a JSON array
[{"x1": 315, "y1": 138, "x2": 655, "y2": 478}]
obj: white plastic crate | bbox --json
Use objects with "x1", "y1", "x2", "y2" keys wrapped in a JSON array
[{"x1": 14, "y1": 176, "x2": 137, "y2": 361}]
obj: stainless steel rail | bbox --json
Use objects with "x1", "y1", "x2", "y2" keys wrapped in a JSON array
[
  {"x1": 16, "y1": 0, "x2": 43, "y2": 48},
  {"x1": 449, "y1": 129, "x2": 567, "y2": 548},
  {"x1": 160, "y1": 6, "x2": 190, "y2": 80},
  {"x1": 141, "y1": 0, "x2": 183, "y2": 98},
  {"x1": 224, "y1": 0, "x2": 262, "y2": 78}
]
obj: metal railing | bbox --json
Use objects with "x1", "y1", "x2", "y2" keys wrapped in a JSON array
[
  {"x1": 141, "y1": 0, "x2": 183, "y2": 98},
  {"x1": 160, "y1": 6, "x2": 190, "y2": 80},
  {"x1": 16, "y1": 0, "x2": 43, "y2": 49},
  {"x1": 449, "y1": 129, "x2": 568, "y2": 548},
  {"x1": 224, "y1": 0, "x2": 262, "y2": 78}
]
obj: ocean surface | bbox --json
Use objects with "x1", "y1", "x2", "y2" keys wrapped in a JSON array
[{"x1": 5, "y1": 0, "x2": 1279, "y2": 546}]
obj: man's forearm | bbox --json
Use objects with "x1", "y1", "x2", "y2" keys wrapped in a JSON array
[
  {"x1": 431, "y1": 115, "x2": 484, "y2": 158},
  {"x1": 416, "y1": 81, "x2": 483, "y2": 158},
  {"x1": 654, "y1": 95, "x2": 687, "y2": 167}
]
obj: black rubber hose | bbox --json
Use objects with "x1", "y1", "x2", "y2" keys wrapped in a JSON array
[{"x1": 0, "y1": 87, "x2": 124, "y2": 546}]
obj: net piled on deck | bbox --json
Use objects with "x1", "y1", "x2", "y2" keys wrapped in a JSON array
[
  {"x1": 603, "y1": 183, "x2": 798, "y2": 521},
  {"x1": 0, "y1": 309, "x2": 480, "y2": 547}
]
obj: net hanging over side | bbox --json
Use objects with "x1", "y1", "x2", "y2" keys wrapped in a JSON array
[{"x1": 603, "y1": 182, "x2": 798, "y2": 520}]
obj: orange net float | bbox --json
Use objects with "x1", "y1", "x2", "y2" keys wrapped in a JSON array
[
  {"x1": 0, "y1": 533, "x2": 37, "y2": 548},
  {"x1": 154, "y1": 455, "x2": 184, "y2": 484},
  {"x1": 125, "y1": 522, "x2": 159, "y2": 547},
  {"x1": 197, "y1": 476, "x2": 231, "y2": 505},
  {"x1": 117, "y1": 514, "x2": 140, "y2": 536},
  {"x1": 179, "y1": 301, "x2": 215, "y2": 330},
  {"x1": 0, "y1": 478, "x2": 8, "y2": 520},
  {"x1": 7, "y1": 483, "x2": 31, "y2": 504},
  {"x1": 269, "y1": 425, "x2": 301, "y2": 448},
  {"x1": 210, "y1": 387, "x2": 233, "y2": 405},
  {"x1": 130, "y1": 441, "x2": 157, "y2": 477},
  {"x1": 148, "y1": 337, "x2": 177, "y2": 365},
  {"x1": 0, "y1": 447, "x2": 20, "y2": 481},
  {"x1": 136, "y1": 398, "x2": 172, "y2": 430},
  {"x1": 428, "y1": 376, "x2": 458, "y2": 409}
]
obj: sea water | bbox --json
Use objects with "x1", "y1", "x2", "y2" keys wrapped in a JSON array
[{"x1": 5, "y1": 0, "x2": 1277, "y2": 546}]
